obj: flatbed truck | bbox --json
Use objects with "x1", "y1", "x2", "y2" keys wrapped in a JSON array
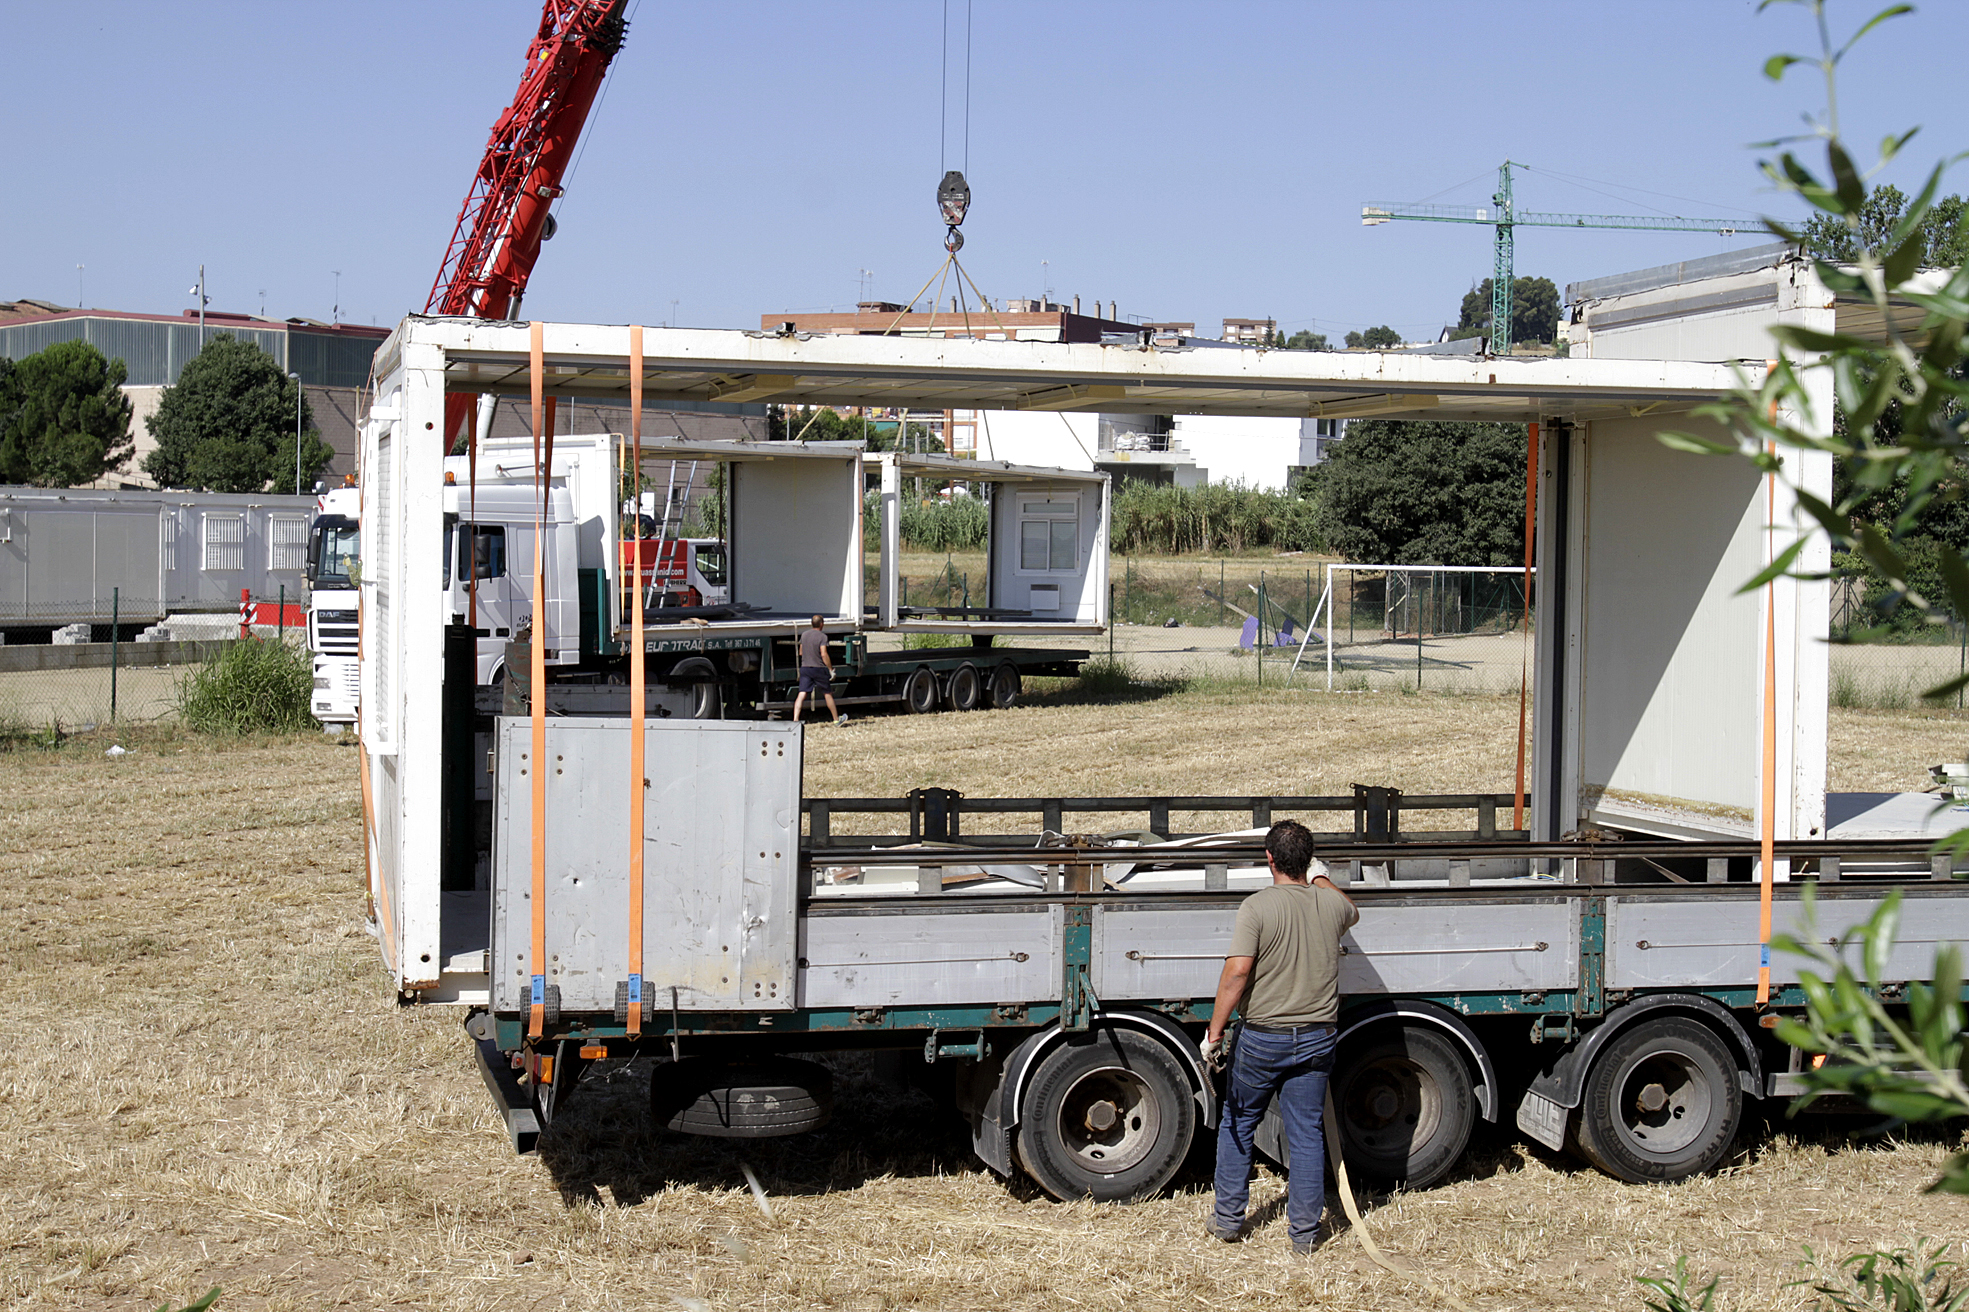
[{"x1": 355, "y1": 317, "x2": 1965, "y2": 1206}]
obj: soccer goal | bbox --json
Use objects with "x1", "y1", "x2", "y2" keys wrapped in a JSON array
[{"x1": 1289, "y1": 563, "x2": 1535, "y2": 692}]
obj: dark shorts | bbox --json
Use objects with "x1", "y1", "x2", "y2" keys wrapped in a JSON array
[{"x1": 798, "y1": 666, "x2": 832, "y2": 694}]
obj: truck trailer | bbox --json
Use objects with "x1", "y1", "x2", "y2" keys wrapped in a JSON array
[
  {"x1": 311, "y1": 426, "x2": 1105, "y2": 727},
  {"x1": 355, "y1": 315, "x2": 1964, "y2": 1203}
]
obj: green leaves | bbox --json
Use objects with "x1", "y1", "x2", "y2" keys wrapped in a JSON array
[
  {"x1": 0, "y1": 339, "x2": 135, "y2": 487},
  {"x1": 143, "y1": 336, "x2": 328, "y2": 493},
  {"x1": 1775, "y1": 888, "x2": 1969, "y2": 1195}
]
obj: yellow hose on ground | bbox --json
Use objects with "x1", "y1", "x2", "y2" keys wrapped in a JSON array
[{"x1": 1322, "y1": 1089, "x2": 1473, "y2": 1311}]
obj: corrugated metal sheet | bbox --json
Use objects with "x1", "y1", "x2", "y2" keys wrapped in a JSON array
[{"x1": 0, "y1": 316, "x2": 382, "y2": 387}]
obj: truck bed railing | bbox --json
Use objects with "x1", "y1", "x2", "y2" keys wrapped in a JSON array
[{"x1": 803, "y1": 786, "x2": 1514, "y2": 847}]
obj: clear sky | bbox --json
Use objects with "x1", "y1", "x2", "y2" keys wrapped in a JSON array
[{"x1": 7, "y1": 1, "x2": 1962, "y2": 341}]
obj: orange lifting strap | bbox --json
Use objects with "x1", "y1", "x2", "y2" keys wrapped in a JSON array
[
  {"x1": 528, "y1": 323, "x2": 550, "y2": 1039},
  {"x1": 627, "y1": 327, "x2": 647, "y2": 1037},
  {"x1": 1513, "y1": 422, "x2": 1540, "y2": 833}
]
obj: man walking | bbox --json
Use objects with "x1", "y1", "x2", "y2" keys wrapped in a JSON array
[
  {"x1": 1203, "y1": 819, "x2": 1358, "y2": 1254},
  {"x1": 791, "y1": 614, "x2": 848, "y2": 725}
]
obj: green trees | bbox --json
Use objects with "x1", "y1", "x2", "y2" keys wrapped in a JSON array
[
  {"x1": 1312, "y1": 420, "x2": 1528, "y2": 565},
  {"x1": 1800, "y1": 183, "x2": 1968, "y2": 268},
  {"x1": 1344, "y1": 325, "x2": 1402, "y2": 349},
  {"x1": 1454, "y1": 275, "x2": 1562, "y2": 345},
  {"x1": 0, "y1": 340, "x2": 135, "y2": 486},
  {"x1": 143, "y1": 336, "x2": 333, "y2": 493},
  {"x1": 766, "y1": 405, "x2": 944, "y2": 452},
  {"x1": 1282, "y1": 329, "x2": 1330, "y2": 351}
]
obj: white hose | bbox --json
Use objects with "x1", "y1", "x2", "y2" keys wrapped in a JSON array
[{"x1": 1323, "y1": 1089, "x2": 1472, "y2": 1310}]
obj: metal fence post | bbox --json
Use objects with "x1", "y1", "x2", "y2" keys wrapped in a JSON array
[
  {"x1": 1218, "y1": 560, "x2": 1224, "y2": 625},
  {"x1": 279, "y1": 584, "x2": 286, "y2": 645},
  {"x1": 1108, "y1": 584, "x2": 1115, "y2": 661},
  {"x1": 110, "y1": 587, "x2": 119, "y2": 723},
  {"x1": 1257, "y1": 572, "x2": 1266, "y2": 688}
]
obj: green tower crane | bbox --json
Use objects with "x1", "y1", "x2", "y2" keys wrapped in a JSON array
[{"x1": 1362, "y1": 161, "x2": 1748, "y2": 355}]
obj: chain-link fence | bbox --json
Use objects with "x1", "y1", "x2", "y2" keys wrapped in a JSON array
[
  {"x1": 1096, "y1": 561, "x2": 1534, "y2": 692},
  {"x1": 0, "y1": 638, "x2": 244, "y2": 733}
]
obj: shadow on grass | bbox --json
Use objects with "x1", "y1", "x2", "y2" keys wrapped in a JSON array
[{"x1": 537, "y1": 1051, "x2": 986, "y2": 1208}]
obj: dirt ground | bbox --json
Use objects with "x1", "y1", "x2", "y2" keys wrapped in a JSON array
[{"x1": 3, "y1": 694, "x2": 1964, "y2": 1311}]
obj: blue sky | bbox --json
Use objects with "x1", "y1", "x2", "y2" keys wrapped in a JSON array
[{"x1": 7, "y1": 1, "x2": 1962, "y2": 340}]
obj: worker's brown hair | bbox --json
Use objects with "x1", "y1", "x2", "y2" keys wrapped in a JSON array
[
  {"x1": 810, "y1": 614, "x2": 824, "y2": 628},
  {"x1": 1265, "y1": 819, "x2": 1316, "y2": 878}
]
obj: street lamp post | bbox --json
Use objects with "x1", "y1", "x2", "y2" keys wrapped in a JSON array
[
  {"x1": 188, "y1": 266, "x2": 209, "y2": 347},
  {"x1": 288, "y1": 371, "x2": 303, "y2": 494}
]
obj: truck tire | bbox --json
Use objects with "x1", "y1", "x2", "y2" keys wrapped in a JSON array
[
  {"x1": 670, "y1": 657, "x2": 722, "y2": 720},
  {"x1": 945, "y1": 662, "x2": 982, "y2": 712},
  {"x1": 988, "y1": 662, "x2": 1021, "y2": 710},
  {"x1": 1574, "y1": 1017, "x2": 1741, "y2": 1183},
  {"x1": 1015, "y1": 1027, "x2": 1196, "y2": 1203},
  {"x1": 902, "y1": 665, "x2": 938, "y2": 714},
  {"x1": 1331, "y1": 1025, "x2": 1475, "y2": 1190},
  {"x1": 650, "y1": 1057, "x2": 832, "y2": 1138}
]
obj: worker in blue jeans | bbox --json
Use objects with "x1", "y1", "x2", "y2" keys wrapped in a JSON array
[{"x1": 1202, "y1": 820, "x2": 1359, "y2": 1254}]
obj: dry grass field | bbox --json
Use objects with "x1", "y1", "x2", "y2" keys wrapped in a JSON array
[{"x1": 3, "y1": 692, "x2": 1965, "y2": 1311}]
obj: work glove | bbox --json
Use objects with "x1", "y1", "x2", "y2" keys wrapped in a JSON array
[{"x1": 1201, "y1": 1033, "x2": 1227, "y2": 1073}]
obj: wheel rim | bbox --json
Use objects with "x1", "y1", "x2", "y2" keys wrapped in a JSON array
[
  {"x1": 1053, "y1": 1064, "x2": 1162, "y2": 1174},
  {"x1": 906, "y1": 667, "x2": 936, "y2": 712},
  {"x1": 991, "y1": 665, "x2": 1018, "y2": 706},
  {"x1": 1609, "y1": 1047, "x2": 1713, "y2": 1158},
  {"x1": 951, "y1": 664, "x2": 979, "y2": 709},
  {"x1": 1340, "y1": 1054, "x2": 1443, "y2": 1164}
]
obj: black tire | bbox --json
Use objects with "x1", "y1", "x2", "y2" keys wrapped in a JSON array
[
  {"x1": 902, "y1": 665, "x2": 938, "y2": 714},
  {"x1": 945, "y1": 662, "x2": 982, "y2": 712},
  {"x1": 1331, "y1": 1025, "x2": 1476, "y2": 1190},
  {"x1": 670, "y1": 657, "x2": 722, "y2": 720},
  {"x1": 1574, "y1": 1017, "x2": 1742, "y2": 1183},
  {"x1": 650, "y1": 1057, "x2": 832, "y2": 1139},
  {"x1": 1016, "y1": 1027, "x2": 1196, "y2": 1203},
  {"x1": 989, "y1": 661, "x2": 1021, "y2": 710}
]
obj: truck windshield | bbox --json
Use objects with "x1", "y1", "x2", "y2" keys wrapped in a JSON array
[
  {"x1": 693, "y1": 543, "x2": 727, "y2": 587},
  {"x1": 307, "y1": 516, "x2": 360, "y2": 587}
]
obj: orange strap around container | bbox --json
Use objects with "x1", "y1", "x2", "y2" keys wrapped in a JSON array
[
  {"x1": 1758, "y1": 415, "x2": 1779, "y2": 1003},
  {"x1": 627, "y1": 326, "x2": 647, "y2": 1037},
  {"x1": 1513, "y1": 422, "x2": 1540, "y2": 833},
  {"x1": 528, "y1": 323, "x2": 549, "y2": 1039}
]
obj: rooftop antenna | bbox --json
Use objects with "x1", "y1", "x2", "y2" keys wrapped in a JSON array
[
  {"x1": 332, "y1": 270, "x2": 342, "y2": 326},
  {"x1": 76, "y1": 264, "x2": 84, "y2": 309}
]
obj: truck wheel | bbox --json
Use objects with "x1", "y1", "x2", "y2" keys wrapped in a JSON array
[
  {"x1": 1331, "y1": 1025, "x2": 1475, "y2": 1190},
  {"x1": 988, "y1": 662, "x2": 1021, "y2": 710},
  {"x1": 1574, "y1": 1017, "x2": 1741, "y2": 1183},
  {"x1": 902, "y1": 665, "x2": 938, "y2": 714},
  {"x1": 1015, "y1": 1028, "x2": 1196, "y2": 1202},
  {"x1": 945, "y1": 662, "x2": 982, "y2": 712},
  {"x1": 671, "y1": 657, "x2": 722, "y2": 720},
  {"x1": 650, "y1": 1057, "x2": 833, "y2": 1138}
]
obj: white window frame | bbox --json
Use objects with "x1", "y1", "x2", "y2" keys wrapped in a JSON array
[
  {"x1": 202, "y1": 513, "x2": 244, "y2": 572},
  {"x1": 268, "y1": 514, "x2": 308, "y2": 572},
  {"x1": 1017, "y1": 495, "x2": 1080, "y2": 573}
]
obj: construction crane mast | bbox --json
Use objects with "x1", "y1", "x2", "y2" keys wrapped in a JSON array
[
  {"x1": 1363, "y1": 161, "x2": 1746, "y2": 355},
  {"x1": 428, "y1": 0, "x2": 629, "y2": 440}
]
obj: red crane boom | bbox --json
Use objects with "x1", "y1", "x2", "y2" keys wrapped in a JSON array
[{"x1": 428, "y1": 0, "x2": 629, "y2": 323}]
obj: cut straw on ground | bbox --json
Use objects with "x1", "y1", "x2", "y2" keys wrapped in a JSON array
[{"x1": 1, "y1": 693, "x2": 1964, "y2": 1310}]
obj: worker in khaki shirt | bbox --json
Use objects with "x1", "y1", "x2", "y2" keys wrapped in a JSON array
[
  {"x1": 1203, "y1": 819, "x2": 1358, "y2": 1254},
  {"x1": 791, "y1": 614, "x2": 848, "y2": 725}
]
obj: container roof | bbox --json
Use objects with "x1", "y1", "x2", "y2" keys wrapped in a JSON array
[{"x1": 382, "y1": 315, "x2": 1760, "y2": 425}]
